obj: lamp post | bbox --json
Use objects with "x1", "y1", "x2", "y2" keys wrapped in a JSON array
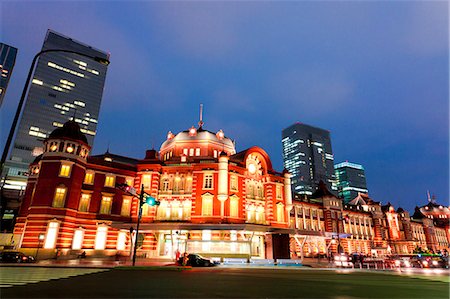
[
  {"x1": 132, "y1": 184, "x2": 144, "y2": 266},
  {"x1": 36, "y1": 233, "x2": 45, "y2": 260},
  {"x1": 0, "y1": 49, "x2": 110, "y2": 175}
]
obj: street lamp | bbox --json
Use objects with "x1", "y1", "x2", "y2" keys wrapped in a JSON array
[
  {"x1": 0, "y1": 49, "x2": 110, "y2": 175},
  {"x1": 35, "y1": 233, "x2": 45, "y2": 260}
]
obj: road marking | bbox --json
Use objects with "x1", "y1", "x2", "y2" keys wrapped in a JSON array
[{"x1": 0, "y1": 267, "x2": 108, "y2": 288}]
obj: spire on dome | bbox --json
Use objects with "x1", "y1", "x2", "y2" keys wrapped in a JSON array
[{"x1": 198, "y1": 103, "x2": 204, "y2": 129}]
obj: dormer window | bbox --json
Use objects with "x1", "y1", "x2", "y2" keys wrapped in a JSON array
[
  {"x1": 189, "y1": 126, "x2": 197, "y2": 136},
  {"x1": 167, "y1": 131, "x2": 174, "y2": 140},
  {"x1": 216, "y1": 130, "x2": 224, "y2": 140}
]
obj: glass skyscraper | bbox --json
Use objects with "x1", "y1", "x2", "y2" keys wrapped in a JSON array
[
  {"x1": 0, "y1": 43, "x2": 18, "y2": 107},
  {"x1": 1, "y1": 30, "x2": 109, "y2": 230},
  {"x1": 334, "y1": 161, "x2": 368, "y2": 203},
  {"x1": 282, "y1": 123, "x2": 336, "y2": 195},
  {"x1": 3, "y1": 30, "x2": 109, "y2": 183}
]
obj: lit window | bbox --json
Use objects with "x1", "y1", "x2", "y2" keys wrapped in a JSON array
[
  {"x1": 72, "y1": 229, "x2": 84, "y2": 250},
  {"x1": 185, "y1": 177, "x2": 192, "y2": 192},
  {"x1": 104, "y1": 175, "x2": 115, "y2": 187},
  {"x1": 203, "y1": 174, "x2": 213, "y2": 189},
  {"x1": 277, "y1": 203, "x2": 285, "y2": 222},
  {"x1": 189, "y1": 148, "x2": 194, "y2": 156},
  {"x1": 230, "y1": 196, "x2": 239, "y2": 217},
  {"x1": 230, "y1": 175, "x2": 238, "y2": 191},
  {"x1": 256, "y1": 206, "x2": 265, "y2": 224},
  {"x1": 94, "y1": 226, "x2": 108, "y2": 250},
  {"x1": 79, "y1": 193, "x2": 91, "y2": 212},
  {"x1": 32, "y1": 79, "x2": 43, "y2": 85},
  {"x1": 247, "y1": 205, "x2": 256, "y2": 223},
  {"x1": 161, "y1": 178, "x2": 170, "y2": 192},
  {"x1": 117, "y1": 232, "x2": 127, "y2": 251},
  {"x1": 99, "y1": 196, "x2": 113, "y2": 214},
  {"x1": 202, "y1": 195, "x2": 213, "y2": 216},
  {"x1": 59, "y1": 164, "x2": 72, "y2": 177},
  {"x1": 195, "y1": 148, "x2": 200, "y2": 156},
  {"x1": 44, "y1": 221, "x2": 60, "y2": 249},
  {"x1": 202, "y1": 230, "x2": 212, "y2": 251},
  {"x1": 214, "y1": 150, "x2": 218, "y2": 158},
  {"x1": 52, "y1": 187, "x2": 67, "y2": 208},
  {"x1": 142, "y1": 174, "x2": 151, "y2": 189},
  {"x1": 276, "y1": 185, "x2": 282, "y2": 199},
  {"x1": 84, "y1": 171, "x2": 95, "y2": 184}
]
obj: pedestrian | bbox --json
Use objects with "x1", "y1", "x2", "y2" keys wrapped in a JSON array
[{"x1": 182, "y1": 252, "x2": 189, "y2": 266}]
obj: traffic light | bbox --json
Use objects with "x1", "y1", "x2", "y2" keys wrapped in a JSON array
[{"x1": 144, "y1": 195, "x2": 160, "y2": 206}]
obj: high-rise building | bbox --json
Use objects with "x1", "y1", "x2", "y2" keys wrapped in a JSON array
[
  {"x1": 0, "y1": 43, "x2": 18, "y2": 107},
  {"x1": 334, "y1": 161, "x2": 368, "y2": 203},
  {"x1": 1, "y1": 30, "x2": 109, "y2": 230},
  {"x1": 3, "y1": 30, "x2": 109, "y2": 182},
  {"x1": 282, "y1": 122, "x2": 336, "y2": 195}
]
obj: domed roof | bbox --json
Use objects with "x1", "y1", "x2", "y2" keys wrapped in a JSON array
[
  {"x1": 48, "y1": 120, "x2": 88, "y2": 144},
  {"x1": 160, "y1": 127, "x2": 235, "y2": 154}
]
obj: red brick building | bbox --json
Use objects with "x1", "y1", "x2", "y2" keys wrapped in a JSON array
[{"x1": 14, "y1": 120, "x2": 293, "y2": 260}]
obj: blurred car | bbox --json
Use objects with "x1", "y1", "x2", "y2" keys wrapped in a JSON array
[
  {"x1": 0, "y1": 251, "x2": 36, "y2": 263},
  {"x1": 333, "y1": 253, "x2": 353, "y2": 268},
  {"x1": 177, "y1": 254, "x2": 219, "y2": 267}
]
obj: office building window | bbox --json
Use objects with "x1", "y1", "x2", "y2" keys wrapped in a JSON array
[{"x1": 52, "y1": 186, "x2": 67, "y2": 208}]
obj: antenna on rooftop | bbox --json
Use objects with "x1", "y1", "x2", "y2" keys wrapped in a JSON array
[
  {"x1": 427, "y1": 190, "x2": 431, "y2": 202},
  {"x1": 198, "y1": 103, "x2": 204, "y2": 129}
]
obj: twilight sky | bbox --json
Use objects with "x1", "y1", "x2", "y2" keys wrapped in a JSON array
[{"x1": 1, "y1": 1, "x2": 448, "y2": 212}]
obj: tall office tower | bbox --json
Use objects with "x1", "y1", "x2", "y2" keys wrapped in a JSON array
[
  {"x1": 3, "y1": 30, "x2": 109, "y2": 179},
  {"x1": 0, "y1": 43, "x2": 18, "y2": 107},
  {"x1": 1, "y1": 30, "x2": 109, "y2": 229},
  {"x1": 282, "y1": 122, "x2": 336, "y2": 196},
  {"x1": 334, "y1": 161, "x2": 368, "y2": 203}
]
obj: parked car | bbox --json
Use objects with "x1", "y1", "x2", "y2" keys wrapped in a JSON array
[
  {"x1": 177, "y1": 254, "x2": 219, "y2": 267},
  {"x1": 0, "y1": 251, "x2": 36, "y2": 263}
]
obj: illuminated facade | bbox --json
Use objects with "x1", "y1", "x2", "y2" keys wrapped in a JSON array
[
  {"x1": 14, "y1": 119, "x2": 294, "y2": 260},
  {"x1": 0, "y1": 42, "x2": 18, "y2": 107},
  {"x1": 2, "y1": 30, "x2": 109, "y2": 230},
  {"x1": 12, "y1": 119, "x2": 450, "y2": 260}
]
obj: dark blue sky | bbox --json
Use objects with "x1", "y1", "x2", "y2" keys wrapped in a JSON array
[{"x1": 1, "y1": 1, "x2": 448, "y2": 212}]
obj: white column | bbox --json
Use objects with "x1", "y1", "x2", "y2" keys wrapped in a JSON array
[
  {"x1": 217, "y1": 154, "x2": 229, "y2": 217},
  {"x1": 284, "y1": 172, "x2": 292, "y2": 211}
]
